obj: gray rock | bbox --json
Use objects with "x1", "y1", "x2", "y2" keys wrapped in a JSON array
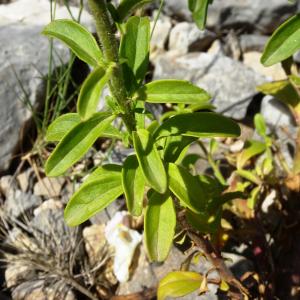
[
  {"x1": 0, "y1": 0, "x2": 93, "y2": 171},
  {"x1": 153, "y1": 52, "x2": 267, "y2": 119},
  {"x1": 164, "y1": 0, "x2": 297, "y2": 34},
  {"x1": 117, "y1": 246, "x2": 157, "y2": 295},
  {"x1": 260, "y1": 95, "x2": 294, "y2": 128},
  {"x1": 240, "y1": 34, "x2": 269, "y2": 53},
  {"x1": 33, "y1": 177, "x2": 65, "y2": 198},
  {"x1": 4, "y1": 190, "x2": 42, "y2": 218},
  {"x1": 169, "y1": 22, "x2": 216, "y2": 55}
]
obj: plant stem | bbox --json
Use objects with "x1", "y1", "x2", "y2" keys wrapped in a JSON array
[
  {"x1": 178, "y1": 212, "x2": 249, "y2": 299},
  {"x1": 88, "y1": 0, "x2": 136, "y2": 134}
]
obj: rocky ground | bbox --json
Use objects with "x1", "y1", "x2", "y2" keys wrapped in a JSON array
[{"x1": 0, "y1": 0, "x2": 299, "y2": 299}]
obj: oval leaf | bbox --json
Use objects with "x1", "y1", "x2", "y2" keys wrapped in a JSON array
[
  {"x1": 145, "y1": 191, "x2": 176, "y2": 262},
  {"x1": 46, "y1": 113, "x2": 81, "y2": 142},
  {"x1": 158, "y1": 271, "x2": 203, "y2": 300},
  {"x1": 45, "y1": 112, "x2": 114, "y2": 177},
  {"x1": 42, "y1": 19, "x2": 103, "y2": 67},
  {"x1": 189, "y1": 0, "x2": 213, "y2": 30},
  {"x1": 64, "y1": 171, "x2": 123, "y2": 226},
  {"x1": 122, "y1": 155, "x2": 145, "y2": 216},
  {"x1": 168, "y1": 163, "x2": 207, "y2": 213},
  {"x1": 77, "y1": 66, "x2": 112, "y2": 120},
  {"x1": 46, "y1": 113, "x2": 122, "y2": 142},
  {"x1": 137, "y1": 80, "x2": 211, "y2": 105},
  {"x1": 120, "y1": 16, "x2": 150, "y2": 94},
  {"x1": 154, "y1": 112, "x2": 240, "y2": 140},
  {"x1": 261, "y1": 14, "x2": 300, "y2": 66},
  {"x1": 133, "y1": 129, "x2": 167, "y2": 194},
  {"x1": 237, "y1": 140, "x2": 266, "y2": 170}
]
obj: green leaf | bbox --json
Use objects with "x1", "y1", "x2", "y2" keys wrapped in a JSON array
[
  {"x1": 120, "y1": 16, "x2": 150, "y2": 94},
  {"x1": 154, "y1": 112, "x2": 240, "y2": 140},
  {"x1": 42, "y1": 19, "x2": 103, "y2": 67},
  {"x1": 237, "y1": 140, "x2": 266, "y2": 170},
  {"x1": 136, "y1": 80, "x2": 211, "y2": 105},
  {"x1": 117, "y1": 0, "x2": 153, "y2": 22},
  {"x1": 188, "y1": 0, "x2": 213, "y2": 30},
  {"x1": 168, "y1": 163, "x2": 207, "y2": 213},
  {"x1": 257, "y1": 80, "x2": 300, "y2": 109},
  {"x1": 77, "y1": 66, "x2": 113, "y2": 120},
  {"x1": 261, "y1": 14, "x2": 300, "y2": 66},
  {"x1": 254, "y1": 114, "x2": 267, "y2": 138},
  {"x1": 46, "y1": 113, "x2": 122, "y2": 142},
  {"x1": 158, "y1": 135, "x2": 197, "y2": 163},
  {"x1": 158, "y1": 271, "x2": 203, "y2": 300},
  {"x1": 46, "y1": 113, "x2": 81, "y2": 142},
  {"x1": 235, "y1": 169, "x2": 261, "y2": 185},
  {"x1": 247, "y1": 186, "x2": 260, "y2": 209},
  {"x1": 122, "y1": 155, "x2": 145, "y2": 216},
  {"x1": 84, "y1": 164, "x2": 122, "y2": 185},
  {"x1": 133, "y1": 129, "x2": 167, "y2": 194},
  {"x1": 45, "y1": 112, "x2": 114, "y2": 177},
  {"x1": 145, "y1": 191, "x2": 176, "y2": 262},
  {"x1": 64, "y1": 169, "x2": 123, "y2": 226},
  {"x1": 186, "y1": 209, "x2": 221, "y2": 234}
]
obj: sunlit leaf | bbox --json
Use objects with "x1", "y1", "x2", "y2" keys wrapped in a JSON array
[
  {"x1": 154, "y1": 112, "x2": 240, "y2": 140},
  {"x1": 158, "y1": 271, "x2": 203, "y2": 300},
  {"x1": 261, "y1": 14, "x2": 300, "y2": 66},
  {"x1": 64, "y1": 169, "x2": 123, "y2": 226},
  {"x1": 168, "y1": 163, "x2": 207, "y2": 213},
  {"x1": 46, "y1": 113, "x2": 81, "y2": 142},
  {"x1": 137, "y1": 80, "x2": 211, "y2": 105},
  {"x1": 257, "y1": 80, "x2": 300, "y2": 109},
  {"x1": 254, "y1": 114, "x2": 267, "y2": 138},
  {"x1": 120, "y1": 16, "x2": 150, "y2": 94},
  {"x1": 45, "y1": 112, "x2": 114, "y2": 177},
  {"x1": 237, "y1": 140, "x2": 266, "y2": 170},
  {"x1": 122, "y1": 155, "x2": 145, "y2": 216},
  {"x1": 42, "y1": 19, "x2": 103, "y2": 67},
  {"x1": 133, "y1": 129, "x2": 167, "y2": 194},
  {"x1": 145, "y1": 191, "x2": 176, "y2": 262}
]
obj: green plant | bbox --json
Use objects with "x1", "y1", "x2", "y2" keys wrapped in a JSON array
[
  {"x1": 43, "y1": 0, "x2": 248, "y2": 298},
  {"x1": 260, "y1": 12, "x2": 300, "y2": 175}
]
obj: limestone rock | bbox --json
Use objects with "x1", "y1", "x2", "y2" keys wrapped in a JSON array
[
  {"x1": 0, "y1": 0, "x2": 93, "y2": 171},
  {"x1": 169, "y1": 22, "x2": 216, "y2": 55}
]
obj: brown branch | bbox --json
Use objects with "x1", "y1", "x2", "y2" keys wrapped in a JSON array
[{"x1": 178, "y1": 211, "x2": 249, "y2": 300}]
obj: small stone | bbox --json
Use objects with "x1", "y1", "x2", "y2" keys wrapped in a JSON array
[
  {"x1": 261, "y1": 189, "x2": 276, "y2": 213},
  {"x1": 168, "y1": 22, "x2": 216, "y2": 55},
  {"x1": 117, "y1": 246, "x2": 157, "y2": 295},
  {"x1": 16, "y1": 171, "x2": 30, "y2": 192},
  {"x1": 5, "y1": 264, "x2": 35, "y2": 288},
  {"x1": 260, "y1": 95, "x2": 294, "y2": 128},
  {"x1": 240, "y1": 34, "x2": 269, "y2": 53},
  {"x1": 4, "y1": 190, "x2": 42, "y2": 218},
  {"x1": 33, "y1": 177, "x2": 65, "y2": 198},
  {"x1": 207, "y1": 39, "x2": 224, "y2": 56},
  {"x1": 150, "y1": 13, "x2": 172, "y2": 62},
  {"x1": 243, "y1": 51, "x2": 286, "y2": 81},
  {"x1": 0, "y1": 175, "x2": 15, "y2": 196},
  {"x1": 83, "y1": 224, "x2": 107, "y2": 265},
  {"x1": 230, "y1": 140, "x2": 245, "y2": 153},
  {"x1": 33, "y1": 199, "x2": 63, "y2": 216}
]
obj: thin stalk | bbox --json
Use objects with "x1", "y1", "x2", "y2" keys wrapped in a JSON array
[{"x1": 88, "y1": 0, "x2": 136, "y2": 134}]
